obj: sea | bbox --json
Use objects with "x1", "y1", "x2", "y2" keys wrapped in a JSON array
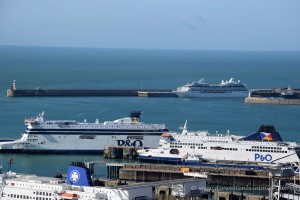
[{"x1": 0, "y1": 45, "x2": 300, "y2": 178}]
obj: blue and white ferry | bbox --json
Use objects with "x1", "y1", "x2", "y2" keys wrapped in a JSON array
[{"x1": 138, "y1": 122, "x2": 300, "y2": 168}]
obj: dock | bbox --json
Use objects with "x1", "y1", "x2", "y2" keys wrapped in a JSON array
[
  {"x1": 102, "y1": 146, "x2": 295, "y2": 199},
  {"x1": 103, "y1": 146, "x2": 285, "y2": 188},
  {"x1": 104, "y1": 146, "x2": 141, "y2": 160},
  {"x1": 107, "y1": 163, "x2": 271, "y2": 199},
  {"x1": 103, "y1": 146, "x2": 300, "y2": 190},
  {"x1": 245, "y1": 87, "x2": 300, "y2": 105},
  {"x1": 137, "y1": 91, "x2": 178, "y2": 97},
  {"x1": 116, "y1": 163, "x2": 272, "y2": 187},
  {"x1": 245, "y1": 97, "x2": 300, "y2": 105}
]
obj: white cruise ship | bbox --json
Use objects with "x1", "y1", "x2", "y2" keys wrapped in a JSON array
[
  {"x1": 138, "y1": 122, "x2": 300, "y2": 167},
  {"x1": 0, "y1": 111, "x2": 168, "y2": 154},
  {"x1": 173, "y1": 78, "x2": 249, "y2": 98}
]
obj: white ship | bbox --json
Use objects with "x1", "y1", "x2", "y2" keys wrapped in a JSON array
[
  {"x1": 0, "y1": 161, "x2": 207, "y2": 200},
  {"x1": 0, "y1": 162, "x2": 150, "y2": 200},
  {"x1": 174, "y1": 78, "x2": 249, "y2": 98},
  {"x1": 0, "y1": 111, "x2": 168, "y2": 154},
  {"x1": 138, "y1": 122, "x2": 300, "y2": 167}
]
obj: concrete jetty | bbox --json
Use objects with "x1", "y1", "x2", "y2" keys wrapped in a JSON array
[
  {"x1": 137, "y1": 91, "x2": 178, "y2": 97},
  {"x1": 104, "y1": 146, "x2": 141, "y2": 160},
  {"x1": 245, "y1": 97, "x2": 300, "y2": 105},
  {"x1": 245, "y1": 86, "x2": 300, "y2": 105},
  {"x1": 6, "y1": 80, "x2": 177, "y2": 97}
]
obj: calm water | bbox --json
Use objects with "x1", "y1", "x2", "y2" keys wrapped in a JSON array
[{"x1": 0, "y1": 45, "x2": 300, "y2": 176}]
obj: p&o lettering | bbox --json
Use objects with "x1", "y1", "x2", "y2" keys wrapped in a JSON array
[{"x1": 117, "y1": 140, "x2": 143, "y2": 147}]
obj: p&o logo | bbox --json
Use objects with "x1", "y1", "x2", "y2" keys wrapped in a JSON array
[
  {"x1": 70, "y1": 170, "x2": 80, "y2": 183},
  {"x1": 117, "y1": 139, "x2": 143, "y2": 147},
  {"x1": 254, "y1": 153, "x2": 272, "y2": 162}
]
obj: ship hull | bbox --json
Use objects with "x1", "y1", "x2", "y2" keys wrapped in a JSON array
[
  {"x1": 174, "y1": 91, "x2": 248, "y2": 98},
  {"x1": 138, "y1": 155, "x2": 182, "y2": 163},
  {"x1": 138, "y1": 155, "x2": 265, "y2": 170},
  {"x1": 0, "y1": 149, "x2": 104, "y2": 154},
  {"x1": 0, "y1": 133, "x2": 162, "y2": 154}
]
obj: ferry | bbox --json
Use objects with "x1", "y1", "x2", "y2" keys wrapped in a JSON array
[
  {"x1": 0, "y1": 161, "x2": 207, "y2": 200},
  {"x1": 173, "y1": 78, "x2": 249, "y2": 98},
  {"x1": 0, "y1": 111, "x2": 168, "y2": 154},
  {"x1": 138, "y1": 122, "x2": 300, "y2": 168}
]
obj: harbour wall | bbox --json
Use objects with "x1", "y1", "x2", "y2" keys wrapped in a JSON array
[
  {"x1": 245, "y1": 97, "x2": 300, "y2": 105},
  {"x1": 107, "y1": 163, "x2": 272, "y2": 199},
  {"x1": 117, "y1": 163, "x2": 272, "y2": 187},
  {"x1": 7, "y1": 88, "x2": 177, "y2": 97}
]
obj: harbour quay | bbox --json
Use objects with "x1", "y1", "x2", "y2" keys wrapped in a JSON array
[
  {"x1": 106, "y1": 162, "x2": 300, "y2": 199},
  {"x1": 245, "y1": 97, "x2": 300, "y2": 105},
  {"x1": 104, "y1": 146, "x2": 141, "y2": 159},
  {"x1": 245, "y1": 87, "x2": 300, "y2": 105},
  {"x1": 108, "y1": 163, "x2": 272, "y2": 187},
  {"x1": 106, "y1": 163, "x2": 273, "y2": 200}
]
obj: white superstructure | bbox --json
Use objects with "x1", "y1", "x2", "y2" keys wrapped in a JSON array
[
  {"x1": 174, "y1": 78, "x2": 248, "y2": 98},
  {"x1": 138, "y1": 122, "x2": 300, "y2": 166},
  {"x1": 0, "y1": 111, "x2": 168, "y2": 154}
]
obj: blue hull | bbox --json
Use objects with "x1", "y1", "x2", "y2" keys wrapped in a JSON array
[
  {"x1": 139, "y1": 155, "x2": 265, "y2": 170},
  {"x1": 138, "y1": 155, "x2": 182, "y2": 164}
]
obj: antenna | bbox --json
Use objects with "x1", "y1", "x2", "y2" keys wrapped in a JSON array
[
  {"x1": 179, "y1": 120, "x2": 188, "y2": 135},
  {"x1": 7, "y1": 158, "x2": 14, "y2": 172}
]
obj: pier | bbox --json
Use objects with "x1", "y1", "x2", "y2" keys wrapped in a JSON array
[
  {"x1": 104, "y1": 146, "x2": 300, "y2": 188},
  {"x1": 6, "y1": 80, "x2": 178, "y2": 97},
  {"x1": 245, "y1": 97, "x2": 300, "y2": 105},
  {"x1": 137, "y1": 91, "x2": 178, "y2": 97},
  {"x1": 115, "y1": 163, "x2": 272, "y2": 187},
  {"x1": 106, "y1": 163, "x2": 272, "y2": 199},
  {"x1": 7, "y1": 88, "x2": 177, "y2": 97},
  {"x1": 104, "y1": 146, "x2": 141, "y2": 160},
  {"x1": 245, "y1": 87, "x2": 300, "y2": 105}
]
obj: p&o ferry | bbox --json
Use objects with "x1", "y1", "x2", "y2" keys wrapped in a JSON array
[
  {"x1": 0, "y1": 111, "x2": 168, "y2": 154},
  {"x1": 138, "y1": 123, "x2": 300, "y2": 168}
]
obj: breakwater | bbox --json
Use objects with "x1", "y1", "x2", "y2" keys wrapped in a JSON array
[
  {"x1": 6, "y1": 80, "x2": 177, "y2": 97},
  {"x1": 245, "y1": 87, "x2": 300, "y2": 105},
  {"x1": 245, "y1": 97, "x2": 300, "y2": 105},
  {"x1": 7, "y1": 88, "x2": 176, "y2": 97}
]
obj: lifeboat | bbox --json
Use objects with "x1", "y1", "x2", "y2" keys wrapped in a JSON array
[{"x1": 61, "y1": 193, "x2": 78, "y2": 199}]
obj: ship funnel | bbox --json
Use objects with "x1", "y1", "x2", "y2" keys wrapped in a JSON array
[
  {"x1": 129, "y1": 111, "x2": 141, "y2": 119},
  {"x1": 66, "y1": 161, "x2": 94, "y2": 186}
]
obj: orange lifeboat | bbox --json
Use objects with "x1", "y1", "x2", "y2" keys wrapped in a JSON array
[
  {"x1": 161, "y1": 133, "x2": 169, "y2": 137},
  {"x1": 61, "y1": 193, "x2": 78, "y2": 199}
]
